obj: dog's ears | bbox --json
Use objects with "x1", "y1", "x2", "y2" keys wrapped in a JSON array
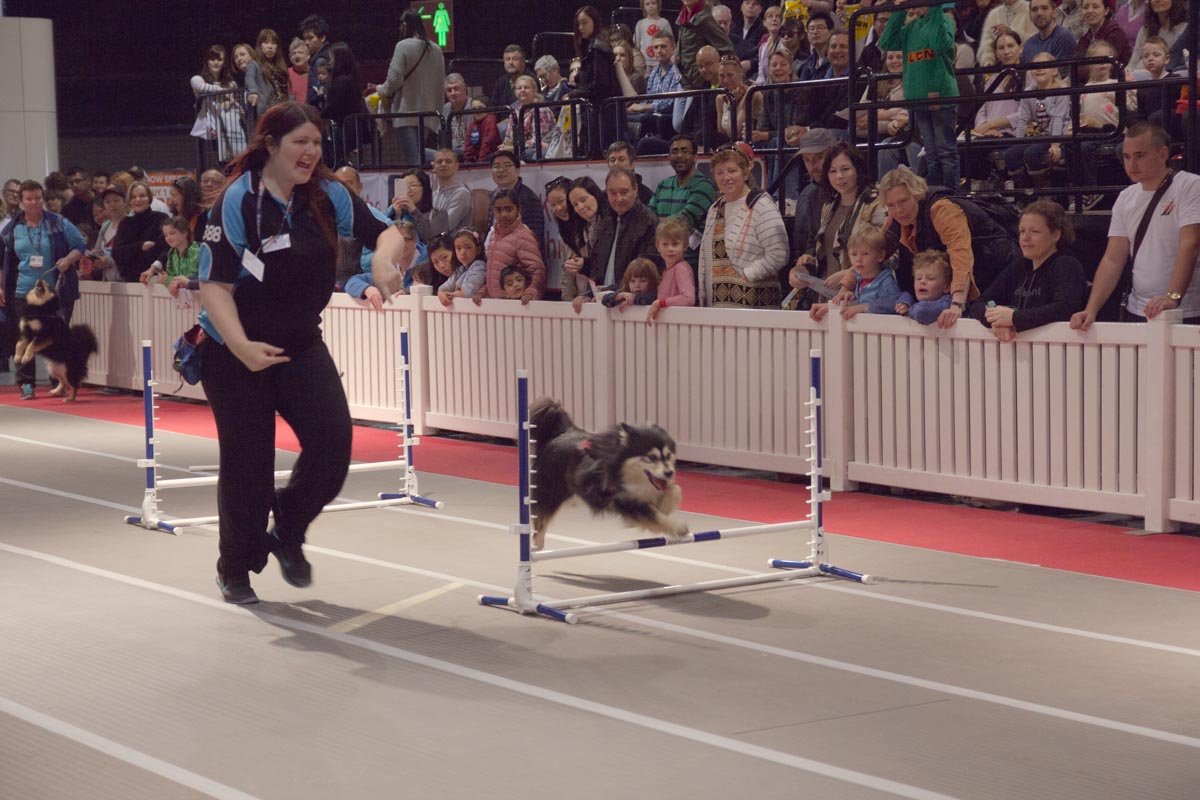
[{"x1": 618, "y1": 423, "x2": 633, "y2": 445}]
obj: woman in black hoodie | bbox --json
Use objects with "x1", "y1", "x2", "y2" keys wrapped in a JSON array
[
  {"x1": 972, "y1": 200, "x2": 1087, "y2": 342},
  {"x1": 111, "y1": 181, "x2": 167, "y2": 282},
  {"x1": 568, "y1": 5, "x2": 617, "y2": 156}
]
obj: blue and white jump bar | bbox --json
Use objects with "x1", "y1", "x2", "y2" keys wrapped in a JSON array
[
  {"x1": 478, "y1": 350, "x2": 872, "y2": 624},
  {"x1": 124, "y1": 328, "x2": 443, "y2": 534}
]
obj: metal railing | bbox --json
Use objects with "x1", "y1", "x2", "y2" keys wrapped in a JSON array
[
  {"x1": 337, "y1": 110, "x2": 446, "y2": 170},
  {"x1": 513, "y1": 97, "x2": 594, "y2": 163},
  {"x1": 610, "y1": 6, "x2": 681, "y2": 31},
  {"x1": 192, "y1": 87, "x2": 255, "y2": 172},
  {"x1": 601, "y1": 86, "x2": 731, "y2": 154},
  {"x1": 532, "y1": 32, "x2": 577, "y2": 64},
  {"x1": 441, "y1": 104, "x2": 515, "y2": 164}
]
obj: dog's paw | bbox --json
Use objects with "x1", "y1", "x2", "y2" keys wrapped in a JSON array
[{"x1": 663, "y1": 520, "x2": 689, "y2": 543}]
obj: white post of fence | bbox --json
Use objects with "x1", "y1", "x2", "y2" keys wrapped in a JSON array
[
  {"x1": 593, "y1": 303, "x2": 616, "y2": 431},
  {"x1": 407, "y1": 284, "x2": 432, "y2": 436},
  {"x1": 822, "y1": 310, "x2": 856, "y2": 492},
  {"x1": 1144, "y1": 310, "x2": 1181, "y2": 533}
]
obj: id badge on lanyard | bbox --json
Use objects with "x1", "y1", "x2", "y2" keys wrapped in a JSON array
[{"x1": 242, "y1": 177, "x2": 293, "y2": 281}]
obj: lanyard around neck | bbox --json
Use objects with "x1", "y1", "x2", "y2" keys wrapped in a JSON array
[
  {"x1": 26, "y1": 217, "x2": 43, "y2": 251},
  {"x1": 255, "y1": 175, "x2": 294, "y2": 254}
]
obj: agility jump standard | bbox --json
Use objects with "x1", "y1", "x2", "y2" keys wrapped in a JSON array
[
  {"x1": 479, "y1": 350, "x2": 872, "y2": 624},
  {"x1": 124, "y1": 329, "x2": 443, "y2": 535}
]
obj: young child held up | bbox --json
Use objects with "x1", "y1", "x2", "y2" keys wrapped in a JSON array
[
  {"x1": 140, "y1": 215, "x2": 200, "y2": 299},
  {"x1": 602, "y1": 257, "x2": 659, "y2": 311},
  {"x1": 893, "y1": 249, "x2": 953, "y2": 324},
  {"x1": 648, "y1": 215, "x2": 697, "y2": 324},
  {"x1": 437, "y1": 228, "x2": 488, "y2": 305},
  {"x1": 809, "y1": 224, "x2": 899, "y2": 322}
]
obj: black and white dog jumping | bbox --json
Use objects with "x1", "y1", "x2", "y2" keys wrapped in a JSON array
[{"x1": 528, "y1": 398, "x2": 687, "y2": 551}]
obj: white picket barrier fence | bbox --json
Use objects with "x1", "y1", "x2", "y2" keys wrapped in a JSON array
[{"x1": 71, "y1": 282, "x2": 1194, "y2": 531}]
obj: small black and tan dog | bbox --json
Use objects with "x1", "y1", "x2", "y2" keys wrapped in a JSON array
[
  {"x1": 14, "y1": 279, "x2": 98, "y2": 401},
  {"x1": 529, "y1": 398, "x2": 687, "y2": 551}
]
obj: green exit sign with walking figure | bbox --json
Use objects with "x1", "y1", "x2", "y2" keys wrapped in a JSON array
[{"x1": 417, "y1": 1, "x2": 455, "y2": 52}]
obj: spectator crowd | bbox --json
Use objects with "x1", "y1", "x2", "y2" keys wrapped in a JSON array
[{"x1": 4, "y1": 1, "x2": 1200, "y2": 406}]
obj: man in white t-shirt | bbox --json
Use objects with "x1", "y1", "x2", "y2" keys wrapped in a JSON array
[{"x1": 1071, "y1": 122, "x2": 1200, "y2": 329}]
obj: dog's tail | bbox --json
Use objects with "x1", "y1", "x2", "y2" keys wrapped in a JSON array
[
  {"x1": 69, "y1": 324, "x2": 99, "y2": 382},
  {"x1": 529, "y1": 398, "x2": 574, "y2": 455},
  {"x1": 71, "y1": 325, "x2": 99, "y2": 356}
]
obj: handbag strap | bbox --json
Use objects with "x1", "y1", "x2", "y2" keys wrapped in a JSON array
[{"x1": 1131, "y1": 170, "x2": 1174, "y2": 265}]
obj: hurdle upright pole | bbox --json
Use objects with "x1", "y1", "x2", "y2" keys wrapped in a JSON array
[
  {"x1": 770, "y1": 349, "x2": 872, "y2": 583},
  {"x1": 123, "y1": 340, "x2": 177, "y2": 535},
  {"x1": 379, "y1": 327, "x2": 444, "y2": 509},
  {"x1": 478, "y1": 371, "x2": 576, "y2": 623}
]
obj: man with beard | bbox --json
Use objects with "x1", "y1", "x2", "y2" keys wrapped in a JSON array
[{"x1": 649, "y1": 133, "x2": 716, "y2": 274}]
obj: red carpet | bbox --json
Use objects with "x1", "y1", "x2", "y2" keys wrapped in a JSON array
[{"x1": 5, "y1": 385, "x2": 1200, "y2": 592}]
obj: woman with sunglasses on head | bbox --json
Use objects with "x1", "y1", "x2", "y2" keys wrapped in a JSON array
[{"x1": 197, "y1": 102, "x2": 411, "y2": 605}]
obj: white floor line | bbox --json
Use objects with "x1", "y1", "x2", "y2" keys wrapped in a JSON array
[
  {"x1": 0, "y1": 695, "x2": 262, "y2": 800},
  {"x1": 4, "y1": 477, "x2": 1200, "y2": 751},
  {"x1": 0, "y1": 544, "x2": 959, "y2": 800},
  {"x1": 5, "y1": 435, "x2": 1200, "y2": 661},
  {"x1": 327, "y1": 582, "x2": 463, "y2": 634}
]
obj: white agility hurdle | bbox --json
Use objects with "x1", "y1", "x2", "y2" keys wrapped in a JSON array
[
  {"x1": 124, "y1": 329, "x2": 443, "y2": 535},
  {"x1": 479, "y1": 350, "x2": 873, "y2": 624}
]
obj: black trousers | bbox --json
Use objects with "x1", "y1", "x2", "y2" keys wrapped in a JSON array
[{"x1": 200, "y1": 338, "x2": 352, "y2": 577}]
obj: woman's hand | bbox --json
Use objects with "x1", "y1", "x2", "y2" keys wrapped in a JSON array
[
  {"x1": 571, "y1": 295, "x2": 589, "y2": 314},
  {"x1": 138, "y1": 266, "x2": 156, "y2": 285},
  {"x1": 937, "y1": 302, "x2": 963, "y2": 329},
  {"x1": 141, "y1": 241, "x2": 155, "y2": 252},
  {"x1": 391, "y1": 194, "x2": 413, "y2": 216},
  {"x1": 564, "y1": 256, "x2": 584, "y2": 274},
  {"x1": 984, "y1": 304, "x2": 1015, "y2": 328},
  {"x1": 231, "y1": 340, "x2": 290, "y2": 372},
  {"x1": 809, "y1": 303, "x2": 829, "y2": 322},
  {"x1": 438, "y1": 289, "x2": 454, "y2": 307},
  {"x1": 363, "y1": 285, "x2": 385, "y2": 312}
]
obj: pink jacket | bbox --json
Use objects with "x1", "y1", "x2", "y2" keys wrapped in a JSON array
[
  {"x1": 484, "y1": 223, "x2": 546, "y2": 300},
  {"x1": 657, "y1": 261, "x2": 696, "y2": 307}
]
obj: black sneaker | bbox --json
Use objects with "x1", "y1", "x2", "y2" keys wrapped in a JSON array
[
  {"x1": 269, "y1": 529, "x2": 312, "y2": 588},
  {"x1": 215, "y1": 573, "x2": 259, "y2": 604}
]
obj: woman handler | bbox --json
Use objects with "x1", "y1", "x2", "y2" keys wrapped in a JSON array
[{"x1": 198, "y1": 102, "x2": 407, "y2": 604}]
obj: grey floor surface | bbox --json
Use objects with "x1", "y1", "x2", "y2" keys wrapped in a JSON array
[{"x1": 2, "y1": 403, "x2": 1199, "y2": 800}]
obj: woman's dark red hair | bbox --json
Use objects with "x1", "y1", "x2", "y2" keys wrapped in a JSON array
[{"x1": 225, "y1": 102, "x2": 339, "y2": 250}]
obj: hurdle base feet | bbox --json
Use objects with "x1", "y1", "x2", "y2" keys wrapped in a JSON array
[
  {"x1": 478, "y1": 594, "x2": 578, "y2": 624},
  {"x1": 123, "y1": 516, "x2": 179, "y2": 536},
  {"x1": 378, "y1": 492, "x2": 445, "y2": 510},
  {"x1": 769, "y1": 558, "x2": 873, "y2": 584}
]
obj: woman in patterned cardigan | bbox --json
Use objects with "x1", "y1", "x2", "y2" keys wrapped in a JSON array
[{"x1": 698, "y1": 144, "x2": 789, "y2": 308}]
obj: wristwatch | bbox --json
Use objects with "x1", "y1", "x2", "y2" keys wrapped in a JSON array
[
  {"x1": 1167, "y1": 291, "x2": 1183, "y2": 302},
  {"x1": 951, "y1": 301, "x2": 965, "y2": 311}
]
